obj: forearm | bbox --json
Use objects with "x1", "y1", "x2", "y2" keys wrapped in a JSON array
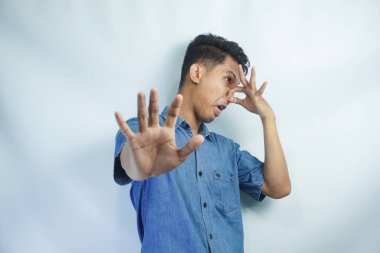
[{"x1": 261, "y1": 114, "x2": 291, "y2": 196}]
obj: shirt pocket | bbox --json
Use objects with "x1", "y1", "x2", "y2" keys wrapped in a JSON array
[{"x1": 212, "y1": 169, "x2": 238, "y2": 213}]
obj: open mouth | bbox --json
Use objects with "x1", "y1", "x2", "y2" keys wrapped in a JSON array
[{"x1": 214, "y1": 104, "x2": 227, "y2": 116}]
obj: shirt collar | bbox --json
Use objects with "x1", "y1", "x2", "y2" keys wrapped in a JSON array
[{"x1": 160, "y1": 105, "x2": 214, "y2": 142}]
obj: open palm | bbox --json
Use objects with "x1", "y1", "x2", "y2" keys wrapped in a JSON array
[{"x1": 115, "y1": 88, "x2": 204, "y2": 180}]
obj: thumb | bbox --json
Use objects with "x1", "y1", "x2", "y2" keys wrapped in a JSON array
[{"x1": 177, "y1": 134, "x2": 204, "y2": 159}]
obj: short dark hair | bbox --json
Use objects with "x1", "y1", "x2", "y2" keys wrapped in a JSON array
[{"x1": 178, "y1": 33, "x2": 250, "y2": 91}]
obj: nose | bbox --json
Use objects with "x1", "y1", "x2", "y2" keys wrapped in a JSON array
[
  {"x1": 226, "y1": 88, "x2": 234, "y2": 100},
  {"x1": 224, "y1": 94, "x2": 231, "y2": 105}
]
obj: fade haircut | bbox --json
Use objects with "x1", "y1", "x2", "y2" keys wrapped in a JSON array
[{"x1": 178, "y1": 33, "x2": 250, "y2": 91}]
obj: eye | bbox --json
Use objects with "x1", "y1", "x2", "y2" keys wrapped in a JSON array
[{"x1": 225, "y1": 77, "x2": 231, "y2": 83}]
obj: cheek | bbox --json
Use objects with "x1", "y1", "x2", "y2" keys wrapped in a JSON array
[
  {"x1": 198, "y1": 91, "x2": 209, "y2": 103},
  {"x1": 196, "y1": 82, "x2": 226, "y2": 106},
  {"x1": 218, "y1": 82, "x2": 229, "y2": 93},
  {"x1": 209, "y1": 82, "x2": 226, "y2": 96}
]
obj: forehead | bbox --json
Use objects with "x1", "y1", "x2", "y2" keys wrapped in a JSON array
[{"x1": 216, "y1": 56, "x2": 240, "y2": 80}]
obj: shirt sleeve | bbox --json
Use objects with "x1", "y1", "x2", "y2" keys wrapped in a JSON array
[
  {"x1": 113, "y1": 118, "x2": 138, "y2": 186},
  {"x1": 235, "y1": 143, "x2": 266, "y2": 202}
]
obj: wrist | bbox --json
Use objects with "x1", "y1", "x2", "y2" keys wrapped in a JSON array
[{"x1": 260, "y1": 112, "x2": 276, "y2": 121}]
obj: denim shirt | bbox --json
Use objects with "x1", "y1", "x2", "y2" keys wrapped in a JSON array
[{"x1": 113, "y1": 105, "x2": 265, "y2": 253}]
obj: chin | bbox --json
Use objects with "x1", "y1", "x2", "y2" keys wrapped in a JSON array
[
  {"x1": 197, "y1": 108, "x2": 216, "y2": 123},
  {"x1": 202, "y1": 113, "x2": 216, "y2": 123},
  {"x1": 203, "y1": 118, "x2": 214, "y2": 123}
]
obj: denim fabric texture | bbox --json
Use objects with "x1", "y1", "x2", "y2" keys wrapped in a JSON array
[{"x1": 114, "y1": 105, "x2": 265, "y2": 253}]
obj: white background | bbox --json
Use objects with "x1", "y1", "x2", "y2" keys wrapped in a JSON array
[{"x1": 1, "y1": 0, "x2": 379, "y2": 252}]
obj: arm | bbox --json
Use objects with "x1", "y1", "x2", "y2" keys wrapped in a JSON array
[
  {"x1": 261, "y1": 114, "x2": 291, "y2": 198},
  {"x1": 228, "y1": 64, "x2": 291, "y2": 199}
]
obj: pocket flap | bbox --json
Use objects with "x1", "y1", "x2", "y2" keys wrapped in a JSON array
[{"x1": 213, "y1": 170, "x2": 234, "y2": 182}]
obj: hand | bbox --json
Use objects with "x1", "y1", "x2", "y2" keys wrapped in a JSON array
[
  {"x1": 114, "y1": 88, "x2": 204, "y2": 180},
  {"x1": 227, "y1": 65, "x2": 275, "y2": 119}
]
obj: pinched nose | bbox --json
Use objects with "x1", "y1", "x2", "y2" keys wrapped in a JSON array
[
  {"x1": 224, "y1": 95, "x2": 232, "y2": 105},
  {"x1": 226, "y1": 90, "x2": 235, "y2": 101}
]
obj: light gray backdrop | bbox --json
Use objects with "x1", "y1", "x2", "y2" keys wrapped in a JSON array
[{"x1": 1, "y1": 0, "x2": 379, "y2": 252}]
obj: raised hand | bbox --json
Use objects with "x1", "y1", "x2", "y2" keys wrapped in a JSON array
[
  {"x1": 114, "y1": 88, "x2": 204, "y2": 181},
  {"x1": 227, "y1": 65, "x2": 274, "y2": 119}
]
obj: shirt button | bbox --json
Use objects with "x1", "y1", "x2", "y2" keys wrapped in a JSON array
[
  {"x1": 203, "y1": 202, "x2": 207, "y2": 208},
  {"x1": 198, "y1": 171, "x2": 203, "y2": 177},
  {"x1": 209, "y1": 234, "x2": 213, "y2": 239}
]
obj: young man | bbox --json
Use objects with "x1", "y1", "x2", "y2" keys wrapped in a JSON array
[{"x1": 113, "y1": 33, "x2": 291, "y2": 253}]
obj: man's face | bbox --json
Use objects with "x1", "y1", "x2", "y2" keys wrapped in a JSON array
[{"x1": 192, "y1": 55, "x2": 241, "y2": 123}]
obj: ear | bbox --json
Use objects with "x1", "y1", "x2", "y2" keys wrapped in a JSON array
[{"x1": 189, "y1": 63, "x2": 204, "y2": 84}]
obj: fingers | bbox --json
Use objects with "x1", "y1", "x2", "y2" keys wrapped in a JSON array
[
  {"x1": 115, "y1": 111, "x2": 135, "y2": 139},
  {"x1": 258, "y1": 81, "x2": 268, "y2": 95},
  {"x1": 137, "y1": 92, "x2": 148, "y2": 132},
  {"x1": 228, "y1": 96, "x2": 244, "y2": 105},
  {"x1": 165, "y1": 94, "x2": 183, "y2": 128},
  {"x1": 227, "y1": 85, "x2": 245, "y2": 105},
  {"x1": 148, "y1": 88, "x2": 159, "y2": 127},
  {"x1": 227, "y1": 86, "x2": 244, "y2": 100},
  {"x1": 177, "y1": 134, "x2": 204, "y2": 159},
  {"x1": 249, "y1": 66, "x2": 256, "y2": 90},
  {"x1": 238, "y1": 64, "x2": 249, "y2": 88}
]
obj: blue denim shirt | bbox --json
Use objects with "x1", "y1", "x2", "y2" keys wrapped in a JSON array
[{"x1": 114, "y1": 105, "x2": 265, "y2": 253}]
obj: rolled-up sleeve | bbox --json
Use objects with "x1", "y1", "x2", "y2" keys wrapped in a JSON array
[
  {"x1": 113, "y1": 118, "x2": 138, "y2": 185},
  {"x1": 235, "y1": 143, "x2": 266, "y2": 202}
]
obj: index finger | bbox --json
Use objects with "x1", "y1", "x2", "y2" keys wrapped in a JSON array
[{"x1": 238, "y1": 64, "x2": 249, "y2": 88}]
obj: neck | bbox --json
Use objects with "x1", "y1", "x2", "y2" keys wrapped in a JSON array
[{"x1": 178, "y1": 90, "x2": 201, "y2": 135}]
